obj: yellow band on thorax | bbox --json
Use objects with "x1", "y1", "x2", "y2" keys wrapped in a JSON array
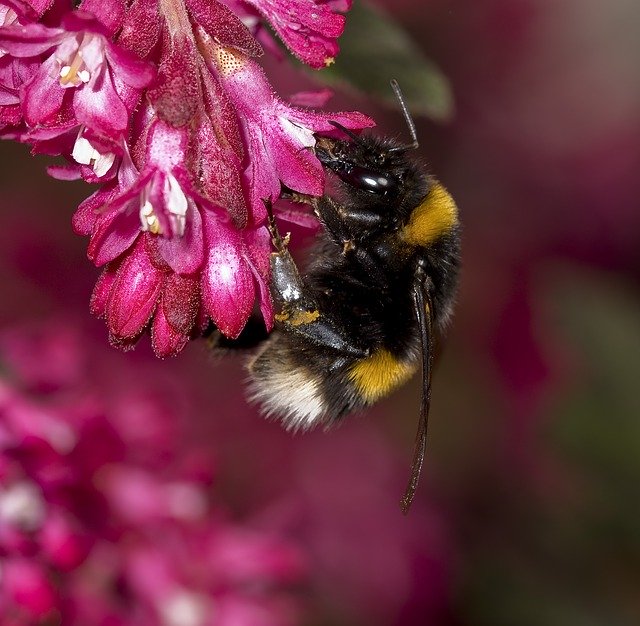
[{"x1": 400, "y1": 183, "x2": 458, "y2": 247}]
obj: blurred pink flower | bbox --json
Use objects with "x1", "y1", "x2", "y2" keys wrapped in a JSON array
[{"x1": 0, "y1": 324, "x2": 307, "y2": 624}]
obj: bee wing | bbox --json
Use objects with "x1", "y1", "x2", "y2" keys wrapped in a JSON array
[{"x1": 400, "y1": 275, "x2": 435, "y2": 514}]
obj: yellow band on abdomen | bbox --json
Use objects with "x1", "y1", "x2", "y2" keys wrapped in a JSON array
[{"x1": 348, "y1": 349, "x2": 417, "y2": 403}]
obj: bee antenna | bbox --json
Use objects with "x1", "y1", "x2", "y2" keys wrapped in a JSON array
[
  {"x1": 328, "y1": 120, "x2": 362, "y2": 143},
  {"x1": 389, "y1": 79, "x2": 419, "y2": 152}
]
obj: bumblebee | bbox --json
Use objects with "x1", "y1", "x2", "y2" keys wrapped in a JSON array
[{"x1": 246, "y1": 81, "x2": 461, "y2": 513}]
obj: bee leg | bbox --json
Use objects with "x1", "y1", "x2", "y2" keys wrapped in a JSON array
[
  {"x1": 262, "y1": 198, "x2": 313, "y2": 311},
  {"x1": 400, "y1": 266, "x2": 435, "y2": 514},
  {"x1": 279, "y1": 311, "x2": 369, "y2": 358},
  {"x1": 316, "y1": 195, "x2": 386, "y2": 238},
  {"x1": 314, "y1": 196, "x2": 390, "y2": 284},
  {"x1": 262, "y1": 199, "x2": 368, "y2": 358},
  {"x1": 314, "y1": 195, "x2": 357, "y2": 250}
]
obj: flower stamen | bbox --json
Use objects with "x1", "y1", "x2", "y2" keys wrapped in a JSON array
[
  {"x1": 59, "y1": 54, "x2": 90, "y2": 87},
  {"x1": 72, "y1": 133, "x2": 116, "y2": 177},
  {"x1": 57, "y1": 34, "x2": 96, "y2": 88},
  {"x1": 140, "y1": 199, "x2": 162, "y2": 235}
]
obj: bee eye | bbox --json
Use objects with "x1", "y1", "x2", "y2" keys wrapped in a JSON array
[{"x1": 340, "y1": 165, "x2": 398, "y2": 194}]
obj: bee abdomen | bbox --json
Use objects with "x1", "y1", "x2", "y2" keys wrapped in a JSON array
[{"x1": 247, "y1": 336, "x2": 330, "y2": 432}]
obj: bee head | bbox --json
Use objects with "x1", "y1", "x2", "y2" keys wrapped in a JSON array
[{"x1": 315, "y1": 133, "x2": 412, "y2": 197}]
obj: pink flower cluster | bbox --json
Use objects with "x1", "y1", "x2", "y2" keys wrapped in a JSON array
[
  {"x1": 0, "y1": 324, "x2": 306, "y2": 625},
  {"x1": 0, "y1": 0, "x2": 372, "y2": 356}
]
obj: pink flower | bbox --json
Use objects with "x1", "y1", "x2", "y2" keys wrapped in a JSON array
[
  {"x1": 0, "y1": 0, "x2": 38, "y2": 130},
  {"x1": 71, "y1": 38, "x2": 371, "y2": 355},
  {"x1": 1, "y1": 0, "x2": 373, "y2": 356},
  {"x1": 242, "y1": 0, "x2": 351, "y2": 68},
  {"x1": 0, "y1": 10, "x2": 154, "y2": 138},
  {"x1": 0, "y1": 323, "x2": 307, "y2": 624},
  {"x1": 205, "y1": 39, "x2": 372, "y2": 221},
  {"x1": 72, "y1": 116, "x2": 276, "y2": 354}
]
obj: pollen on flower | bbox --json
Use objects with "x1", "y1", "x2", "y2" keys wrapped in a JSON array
[
  {"x1": 140, "y1": 200, "x2": 161, "y2": 234},
  {"x1": 324, "y1": 56, "x2": 335, "y2": 67},
  {"x1": 213, "y1": 45, "x2": 246, "y2": 77}
]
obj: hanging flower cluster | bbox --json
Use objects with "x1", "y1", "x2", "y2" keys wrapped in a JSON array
[
  {"x1": 0, "y1": 324, "x2": 306, "y2": 624},
  {"x1": 0, "y1": 0, "x2": 373, "y2": 356}
]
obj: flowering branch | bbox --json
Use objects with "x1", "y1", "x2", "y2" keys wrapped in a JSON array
[{"x1": 0, "y1": 0, "x2": 373, "y2": 356}]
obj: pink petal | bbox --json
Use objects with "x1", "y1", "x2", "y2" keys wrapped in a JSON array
[
  {"x1": 151, "y1": 276, "x2": 198, "y2": 356},
  {"x1": 147, "y1": 35, "x2": 199, "y2": 127},
  {"x1": 46, "y1": 164, "x2": 82, "y2": 180},
  {"x1": 243, "y1": 127, "x2": 280, "y2": 222},
  {"x1": 156, "y1": 200, "x2": 204, "y2": 274},
  {"x1": 161, "y1": 273, "x2": 199, "y2": 335},
  {"x1": 201, "y1": 214, "x2": 254, "y2": 338},
  {"x1": 284, "y1": 106, "x2": 375, "y2": 134},
  {"x1": 117, "y1": 0, "x2": 161, "y2": 60},
  {"x1": 144, "y1": 233, "x2": 171, "y2": 271},
  {"x1": 60, "y1": 10, "x2": 111, "y2": 38},
  {"x1": 106, "y1": 238, "x2": 163, "y2": 338},
  {"x1": 73, "y1": 65, "x2": 129, "y2": 137},
  {"x1": 20, "y1": 58, "x2": 66, "y2": 126},
  {"x1": 72, "y1": 181, "x2": 120, "y2": 235},
  {"x1": 0, "y1": 84, "x2": 20, "y2": 106},
  {"x1": 0, "y1": 103, "x2": 22, "y2": 124},
  {"x1": 0, "y1": 23, "x2": 63, "y2": 57},
  {"x1": 87, "y1": 204, "x2": 141, "y2": 266},
  {"x1": 145, "y1": 118, "x2": 189, "y2": 170},
  {"x1": 244, "y1": 0, "x2": 346, "y2": 68},
  {"x1": 22, "y1": 114, "x2": 78, "y2": 155},
  {"x1": 267, "y1": 126, "x2": 325, "y2": 196},
  {"x1": 187, "y1": 0, "x2": 262, "y2": 57},
  {"x1": 191, "y1": 108, "x2": 247, "y2": 226},
  {"x1": 105, "y1": 40, "x2": 156, "y2": 89},
  {"x1": 26, "y1": 0, "x2": 54, "y2": 16},
  {"x1": 79, "y1": 0, "x2": 126, "y2": 36},
  {"x1": 90, "y1": 264, "x2": 119, "y2": 317},
  {"x1": 289, "y1": 87, "x2": 333, "y2": 107},
  {"x1": 275, "y1": 200, "x2": 321, "y2": 230},
  {"x1": 0, "y1": 0, "x2": 38, "y2": 20},
  {"x1": 244, "y1": 225, "x2": 274, "y2": 330}
]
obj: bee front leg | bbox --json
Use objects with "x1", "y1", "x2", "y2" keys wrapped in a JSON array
[{"x1": 263, "y1": 199, "x2": 368, "y2": 358}]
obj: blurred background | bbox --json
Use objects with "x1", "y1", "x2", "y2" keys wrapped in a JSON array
[{"x1": 1, "y1": 0, "x2": 639, "y2": 624}]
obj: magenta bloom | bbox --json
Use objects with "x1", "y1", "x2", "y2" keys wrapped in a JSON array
[
  {"x1": 0, "y1": 0, "x2": 39, "y2": 130},
  {"x1": 243, "y1": 0, "x2": 351, "y2": 68},
  {"x1": 71, "y1": 23, "x2": 371, "y2": 356},
  {"x1": 206, "y1": 40, "x2": 372, "y2": 222},
  {"x1": 0, "y1": 11, "x2": 154, "y2": 136},
  {"x1": 1, "y1": 0, "x2": 372, "y2": 356},
  {"x1": 0, "y1": 324, "x2": 307, "y2": 624},
  {"x1": 225, "y1": 0, "x2": 351, "y2": 68}
]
